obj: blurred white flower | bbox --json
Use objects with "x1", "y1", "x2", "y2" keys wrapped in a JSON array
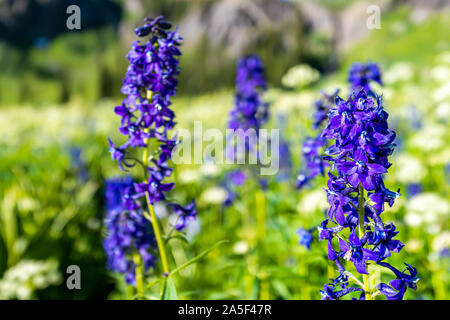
[
  {"x1": 405, "y1": 193, "x2": 449, "y2": 228},
  {"x1": 431, "y1": 65, "x2": 450, "y2": 83},
  {"x1": 297, "y1": 189, "x2": 328, "y2": 216},
  {"x1": 405, "y1": 239, "x2": 424, "y2": 253},
  {"x1": 200, "y1": 162, "x2": 221, "y2": 177},
  {"x1": 200, "y1": 187, "x2": 227, "y2": 205},
  {"x1": 410, "y1": 122, "x2": 446, "y2": 152},
  {"x1": 0, "y1": 260, "x2": 61, "y2": 300},
  {"x1": 405, "y1": 212, "x2": 422, "y2": 228},
  {"x1": 394, "y1": 154, "x2": 426, "y2": 183},
  {"x1": 282, "y1": 64, "x2": 320, "y2": 89},
  {"x1": 432, "y1": 231, "x2": 450, "y2": 253},
  {"x1": 433, "y1": 81, "x2": 450, "y2": 102},
  {"x1": 179, "y1": 169, "x2": 200, "y2": 184},
  {"x1": 384, "y1": 62, "x2": 414, "y2": 84},
  {"x1": 437, "y1": 51, "x2": 450, "y2": 65},
  {"x1": 436, "y1": 102, "x2": 450, "y2": 121},
  {"x1": 272, "y1": 91, "x2": 315, "y2": 112},
  {"x1": 233, "y1": 241, "x2": 249, "y2": 255}
]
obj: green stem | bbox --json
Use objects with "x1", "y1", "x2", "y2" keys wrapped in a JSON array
[
  {"x1": 255, "y1": 188, "x2": 267, "y2": 299},
  {"x1": 133, "y1": 252, "x2": 144, "y2": 299},
  {"x1": 145, "y1": 195, "x2": 170, "y2": 274},
  {"x1": 358, "y1": 183, "x2": 371, "y2": 300},
  {"x1": 255, "y1": 189, "x2": 266, "y2": 245},
  {"x1": 141, "y1": 101, "x2": 170, "y2": 275},
  {"x1": 358, "y1": 184, "x2": 365, "y2": 236},
  {"x1": 242, "y1": 172, "x2": 253, "y2": 299}
]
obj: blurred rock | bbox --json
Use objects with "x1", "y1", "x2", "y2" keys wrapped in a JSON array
[
  {"x1": 335, "y1": 0, "x2": 393, "y2": 52},
  {"x1": 407, "y1": 0, "x2": 450, "y2": 24},
  {"x1": 179, "y1": 0, "x2": 304, "y2": 57},
  {"x1": 297, "y1": 0, "x2": 335, "y2": 38}
]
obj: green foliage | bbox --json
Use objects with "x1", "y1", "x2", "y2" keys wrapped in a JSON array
[{"x1": 0, "y1": 7, "x2": 449, "y2": 300}]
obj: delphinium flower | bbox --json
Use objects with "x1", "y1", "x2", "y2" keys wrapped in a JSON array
[
  {"x1": 224, "y1": 56, "x2": 270, "y2": 298},
  {"x1": 274, "y1": 115, "x2": 293, "y2": 182},
  {"x1": 103, "y1": 177, "x2": 156, "y2": 285},
  {"x1": 69, "y1": 147, "x2": 89, "y2": 182},
  {"x1": 106, "y1": 17, "x2": 196, "y2": 290},
  {"x1": 222, "y1": 170, "x2": 247, "y2": 207},
  {"x1": 312, "y1": 90, "x2": 339, "y2": 130},
  {"x1": 348, "y1": 62, "x2": 382, "y2": 96},
  {"x1": 407, "y1": 183, "x2": 423, "y2": 197},
  {"x1": 227, "y1": 54, "x2": 268, "y2": 160},
  {"x1": 296, "y1": 90, "x2": 337, "y2": 189},
  {"x1": 296, "y1": 136, "x2": 327, "y2": 189},
  {"x1": 296, "y1": 228, "x2": 315, "y2": 250},
  {"x1": 297, "y1": 62, "x2": 382, "y2": 190},
  {"x1": 276, "y1": 138, "x2": 292, "y2": 182},
  {"x1": 223, "y1": 54, "x2": 269, "y2": 207},
  {"x1": 317, "y1": 89, "x2": 419, "y2": 300}
]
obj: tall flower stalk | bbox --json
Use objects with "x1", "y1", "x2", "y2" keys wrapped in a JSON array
[
  {"x1": 105, "y1": 16, "x2": 196, "y2": 295},
  {"x1": 226, "y1": 54, "x2": 269, "y2": 208},
  {"x1": 318, "y1": 89, "x2": 419, "y2": 300},
  {"x1": 226, "y1": 54, "x2": 269, "y2": 298},
  {"x1": 227, "y1": 54, "x2": 269, "y2": 153}
]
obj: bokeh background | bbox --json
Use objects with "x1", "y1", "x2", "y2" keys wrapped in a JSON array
[{"x1": 0, "y1": 0, "x2": 449, "y2": 299}]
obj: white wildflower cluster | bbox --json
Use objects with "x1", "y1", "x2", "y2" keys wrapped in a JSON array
[
  {"x1": 405, "y1": 193, "x2": 449, "y2": 232},
  {"x1": 0, "y1": 259, "x2": 61, "y2": 300},
  {"x1": 384, "y1": 62, "x2": 414, "y2": 84},
  {"x1": 297, "y1": 189, "x2": 328, "y2": 216},
  {"x1": 282, "y1": 64, "x2": 320, "y2": 89}
]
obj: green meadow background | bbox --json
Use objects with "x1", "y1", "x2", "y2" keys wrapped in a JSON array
[{"x1": 0, "y1": 0, "x2": 448, "y2": 299}]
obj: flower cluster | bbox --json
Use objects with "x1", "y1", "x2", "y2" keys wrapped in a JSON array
[
  {"x1": 297, "y1": 228, "x2": 314, "y2": 250},
  {"x1": 317, "y1": 89, "x2": 419, "y2": 300},
  {"x1": 228, "y1": 55, "x2": 268, "y2": 131},
  {"x1": 227, "y1": 55, "x2": 268, "y2": 159},
  {"x1": 222, "y1": 170, "x2": 247, "y2": 207},
  {"x1": 108, "y1": 16, "x2": 196, "y2": 228},
  {"x1": 296, "y1": 136, "x2": 327, "y2": 189},
  {"x1": 103, "y1": 177, "x2": 156, "y2": 285},
  {"x1": 297, "y1": 62, "x2": 382, "y2": 190},
  {"x1": 296, "y1": 90, "x2": 337, "y2": 189},
  {"x1": 348, "y1": 62, "x2": 382, "y2": 96}
]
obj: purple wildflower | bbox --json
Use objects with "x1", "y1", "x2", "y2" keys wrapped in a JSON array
[
  {"x1": 348, "y1": 62, "x2": 382, "y2": 96},
  {"x1": 296, "y1": 90, "x2": 338, "y2": 189},
  {"x1": 317, "y1": 87, "x2": 418, "y2": 300},
  {"x1": 107, "y1": 17, "x2": 196, "y2": 230},
  {"x1": 103, "y1": 177, "x2": 156, "y2": 285},
  {"x1": 297, "y1": 228, "x2": 314, "y2": 250},
  {"x1": 168, "y1": 201, "x2": 197, "y2": 231},
  {"x1": 407, "y1": 183, "x2": 423, "y2": 197},
  {"x1": 376, "y1": 262, "x2": 420, "y2": 300},
  {"x1": 296, "y1": 136, "x2": 327, "y2": 189},
  {"x1": 221, "y1": 170, "x2": 247, "y2": 207},
  {"x1": 227, "y1": 55, "x2": 268, "y2": 160}
]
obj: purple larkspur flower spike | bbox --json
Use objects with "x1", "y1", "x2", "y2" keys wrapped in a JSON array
[
  {"x1": 103, "y1": 177, "x2": 156, "y2": 285},
  {"x1": 314, "y1": 68, "x2": 418, "y2": 299},
  {"x1": 106, "y1": 17, "x2": 196, "y2": 231}
]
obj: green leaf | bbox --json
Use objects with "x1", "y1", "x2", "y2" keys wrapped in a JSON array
[
  {"x1": 164, "y1": 234, "x2": 189, "y2": 245},
  {"x1": 161, "y1": 277, "x2": 178, "y2": 300},
  {"x1": 271, "y1": 280, "x2": 291, "y2": 299},
  {"x1": 145, "y1": 278, "x2": 163, "y2": 290},
  {"x1": 168, "y1": 240, "x2": 229, "y2": 278}
]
